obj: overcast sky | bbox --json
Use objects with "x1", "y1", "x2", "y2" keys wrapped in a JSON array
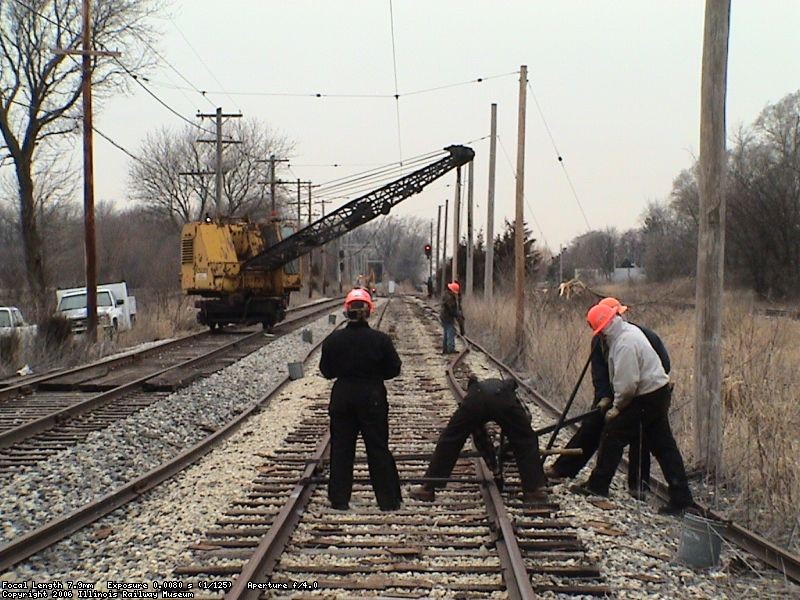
[{"x1": 92, "y1": 1, "x2": 800, "y2": 250}]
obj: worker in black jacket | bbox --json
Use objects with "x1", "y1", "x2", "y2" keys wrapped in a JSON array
[
  {"x1": 546, "y1": 297, "x2": 670, "y2": 498},
  {"x1": 319, "y1": 288, "x2": 403, "y2": 511},
  {"x1": 410, "y1": 377, "x2": 547, "y2": 503}
]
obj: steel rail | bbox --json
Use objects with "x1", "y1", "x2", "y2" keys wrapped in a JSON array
[
  {"x1": 0, "y1": 299, "x2": 343, "y2": 451},
  {"x1": 0, "y1": 297, "x2": 338, "y2": 401},
  {"x1": 459, "y1": 332, "x2": 800, "y2": 585},
  {"x1": 443, "y1": 348, "x2": 536, "y2": 600},
  {"x1": 0, "y1": 298, "x2": 344, "y2": 572}
]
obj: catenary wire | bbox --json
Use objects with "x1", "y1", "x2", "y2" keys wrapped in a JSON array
[
  {"x1": 387, "y1": 0, "x2": 403, "y2": 167},
  {"x1": 496, "y1": 134, "x2": 550, "y2": 250},
  {"x1": 527, "y1": 80, "x2": 591, "y2": 230}
]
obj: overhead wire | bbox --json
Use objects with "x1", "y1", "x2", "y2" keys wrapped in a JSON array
[
  {"x1": 6, "y1": 0, "x2": 218, "y2": 138},
  {"x1": 496, "y1": 134, "x2": 550, "y2": 249},
  {"x1": 167, "y1": 14, "x2": 240, "y2": 112},
  {"x1": 136, "y1": 71, "x2": 518, "y2": 100},
  {"x1": 387, "y1": 0, "x2": 403, "y2": 167},
  {"x1": 527, "y1": 80, "x2": 591, "y2": 230}
]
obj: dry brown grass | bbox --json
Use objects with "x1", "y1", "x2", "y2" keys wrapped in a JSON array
[
  {"x1": 464, "y1": 286, "x2": 800, "y2": 550},
  {"x1": 0, "y1": 293, "x2": 200, "y2": 378}
]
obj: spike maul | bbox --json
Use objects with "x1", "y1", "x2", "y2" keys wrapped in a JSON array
[{"x1": 242, "y1": 145, "x2": 475, "y2": 272}]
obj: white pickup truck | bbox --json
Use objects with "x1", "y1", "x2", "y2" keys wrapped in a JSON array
[
  {"x1": 55, "y1": 282, "x2": 137, "y2": 335},
  {"x1": 0, "y1": 306, "x2": 37, "y2": 341}
]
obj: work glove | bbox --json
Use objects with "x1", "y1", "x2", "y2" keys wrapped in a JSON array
[
  {"x1": 604, "y1": 407, "x2": 620, "y2": 422},
  {"x1": 597, "y1": 397, "x2": 612, "y2": 410},
  {"x1": 458, "y1": 316, "x2": 465, "y2": 336}
]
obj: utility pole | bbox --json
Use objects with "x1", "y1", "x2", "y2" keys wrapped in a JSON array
[
  {"x1": 56, "y1": 0, "x2": 120, "y2": 341},
  {"x1": 307, "y1": 183, "x2": 314, "y2": 298},
  {"x1": 316, "y1": 197, "x2": 331, "y2": 293},
  {"x1": 466, "y1": 159, "x2": 474, "y2": 296},
  {"x1": 514, "y1": 65, "x2": 528, "y2": 352},
  {"x1": 441, "y1": 198, "x2": 449, "y2": 294},
  {"x1": 485, "y1": 103, "x2": 498, "y2": 300},
  {"x1": 436, "y1": 205, "x2": 442, "y2": 295},
  {"x1": 268, "y1": 155, "x2": 289, "y2": 214},
  {"x1": 451, "y1": 168, "x2": 462, "y2": 284},
  {"x1": 197, "y1": 108, "x2": 242, "y2": 215},
  {"x1": 694, "y1": 0, "x2": 730, "y2": 475},
  {"x1": 429, "y1": 221, "x2": 434, "y2": 284}
]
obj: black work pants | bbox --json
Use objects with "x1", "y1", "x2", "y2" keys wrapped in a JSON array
[
  {"x1": 553, "y1": 403, "x2": 651, "y2": 491},
  {"x1": 425, "y1": 391, "x2": 545, "y2": 491},
  {"x1": 588, "y1": 386, "x2": 692, "y2": 506},
  {"x1": 328, "y1": 380, "x2": 401, "y2": 509}
]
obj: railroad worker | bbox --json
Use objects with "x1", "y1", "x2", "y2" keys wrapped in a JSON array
[
  {"x1": 571, "y1": 304, "x2": 693, "y2": 515},
  {"x1": 410, "y1": 377, "x2": 548, "y2": 503},
  {"x1": 440, "y1": 281, "x2": 463, "y2": 353},
  {"x1": 319, "y1": 288, "x2": 403, "y2": 512},
  {"x1": 547, "y1": 297, "x2": 671, "y2": 499}
]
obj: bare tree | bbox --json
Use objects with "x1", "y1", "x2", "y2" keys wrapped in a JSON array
[
  {"x1": 0, "y1": 0, "x2": 159, "y2": 306},
  {"x1": 128, "y1": 119, "x2": 293, "y2": 225}
]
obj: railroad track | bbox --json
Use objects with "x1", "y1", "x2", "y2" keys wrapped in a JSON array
[
  {"x1": 454, "y1": 323, "x2": 800, "y2": 587},
  {"x1": 170, "y1": 297, "x2": 609, "y2": 598},
  {"x1": 0, "y1": 298, "x2": 344, "y2": 571},
  {"x1": 2, "y1": 294, "x2": 796, "y2": 597},
  {"x1": 0, "y1": 298, "x2": 342, "y2": 472}
]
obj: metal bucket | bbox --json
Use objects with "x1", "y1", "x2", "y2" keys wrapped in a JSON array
[
  {"x1": 676, "y1": 513, "x2": 723, "y2": 568},
  {"x1": 287, "y1": 361, "x2": 304, "y2": 380},
  {"x1": 328, "y1": 314, "x2": 337, "y2": 324},
  {"x1": 301, "y1": 328, "x2": 313, "y2": 343}
]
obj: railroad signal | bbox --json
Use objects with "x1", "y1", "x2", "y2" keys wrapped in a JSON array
[{"x1": 424, "y1": 244, "x2": 432, "y2": 259}]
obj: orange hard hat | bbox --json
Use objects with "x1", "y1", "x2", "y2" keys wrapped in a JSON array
[
  {"x1": 447, "y1": 281, "x2": 460, "y2": 294},
  {"x1": 598, "y1": 297, "x2": 628, "y2": 315},
  {"x1": 344, "y1": 287, "x2": 373, "y2": 312},
  {"x1": 586, "y1": 304, "x2": 618, "y2": 335}
]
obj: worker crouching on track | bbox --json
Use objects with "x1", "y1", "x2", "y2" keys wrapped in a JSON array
[
  {"x1": 440, "y1": 281, "x2": 464, "y2": 354},
  {"x1": 547, "y1": 297, "x2": 671, "y2": 499},
  {"x1": 410, "y1": 377, "x2": 548, "y2": 503},
  {"x1": 319, "y1": 288, "x2": 403, "y2": 511},
  {"x1": 571, "y1": 304, "x2": 693, "y2": 515}
]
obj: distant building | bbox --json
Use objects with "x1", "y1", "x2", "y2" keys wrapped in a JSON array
[{"x1": 611, "y1": 265, "x2": 646, "y2": 283}]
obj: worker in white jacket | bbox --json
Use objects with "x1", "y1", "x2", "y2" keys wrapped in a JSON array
[{"x1": 572, "y1": 304, "x2": 693, "y2": 515}]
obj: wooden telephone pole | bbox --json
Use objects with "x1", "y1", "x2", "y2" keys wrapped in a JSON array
[
  {"x1": 55, "y1": 0, "x2": 120, "y2": 341},
  {"x1": 197, "y1": 108, "x2": 242, "y2": 215},
  {"x1": 514, "y1": 66, "x2": 528, "y2": 352},
  {"x1": 465, "y1": 160, "x2": 474, "y2": 296},
  {"x1": 694, "y1": 0, "x2": 731, "y2": 474},
  {"x1": 440, "y1": 198, "x2": 449, "y2": 294},
  {"x1": 451, "y1": 168, "x2": 462, "y2": 284},
  {"x1": 485, "y1": 103, "x2": 498, "y2": 300}
]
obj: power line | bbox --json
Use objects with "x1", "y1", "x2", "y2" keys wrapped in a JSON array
[
  {"x1": 496, "y1": 134, "x2": 550, "y2": 249},
  {"x1": 387, "y1": 0, "x2": 403, "y2": 166},
  {"x1": 7, "y1": 0, "x2": 217, "y2": 137},
  {"x1": 527, "y1": 80, "x2": 591, "y2": 230},
  {"x1": 137, "y1": 71, "x2": 518, "y2": 99},
  {"x1": 167, "y1": 14, "x2": 239, "y2": 111}
]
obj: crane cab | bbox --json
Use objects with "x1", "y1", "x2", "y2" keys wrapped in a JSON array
[{"x1": 181, "y1": 217, "x2": 302, "y2": 330}]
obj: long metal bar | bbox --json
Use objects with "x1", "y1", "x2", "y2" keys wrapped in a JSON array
[{"x1": 544, "y1": 353, "x2": 592, "y2": 451}]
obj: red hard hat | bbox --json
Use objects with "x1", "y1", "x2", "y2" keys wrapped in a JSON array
[
  {"x1": 344, "y1": 287, "x2": 373, "y2": 311},
  {"x1": 447, "y1": 281, "x2": 460, "y2": 294},
  {"x1": 586, "y1": 304, "x2": 617, "y2": 335},
  {"x1": 598, "y1": 297, "x2": 628, "y2": 315}
]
